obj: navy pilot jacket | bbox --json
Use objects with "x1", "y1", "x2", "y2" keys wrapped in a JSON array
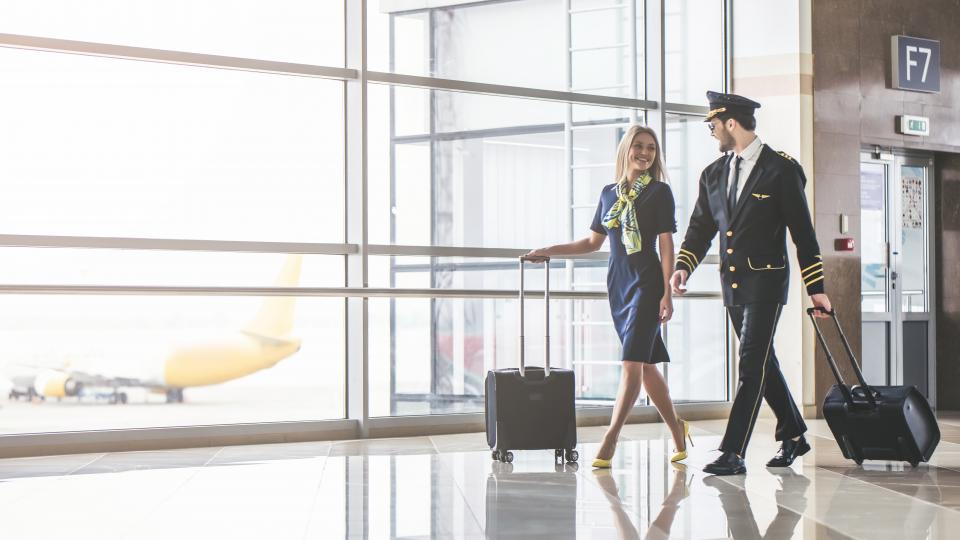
[{"x1": 676, "y1": 144, "x2": 825, "y2": 306}]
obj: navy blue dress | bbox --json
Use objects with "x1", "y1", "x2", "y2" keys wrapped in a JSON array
[{"x1": 591, "y1": 181, "x2": 677, "y2": 363}]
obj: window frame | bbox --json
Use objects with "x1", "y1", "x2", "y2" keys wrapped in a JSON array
[{"x1": 0, "y1": 0, "x2": 733, "y2": 452}]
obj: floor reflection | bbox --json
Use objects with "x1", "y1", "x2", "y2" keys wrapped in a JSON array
[
  {"x1": 702, "y1": 469, "x2": 808, "y2": 539},
  {"x1": 485, "y1": 461, "x2": 579, "y2": 539},
  {"x1": 593, "y1": 463, "x2": 690, "y2": 540}
]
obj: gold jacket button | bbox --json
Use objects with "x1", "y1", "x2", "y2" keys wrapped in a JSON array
[
  {"x1": 726, "y1": 248, "x2": 734, "y2": 254},
  {"x1": 729, "y1": 266, "x2": 736, "y2": 272},
  {"x1": 731, "y1": 283, "x2": 739, "y2": 289},
  {"x1": 726, "y1": 231, "x2": 733, "y2": 237}
]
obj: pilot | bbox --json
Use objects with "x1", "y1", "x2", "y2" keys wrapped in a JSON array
[{"x1": 670, "y1": 91, "x2": 832, "y2": 476}]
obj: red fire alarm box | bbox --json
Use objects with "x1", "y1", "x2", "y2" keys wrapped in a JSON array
[{"x1": 834, "y1": 238, "x2": 855, "y2": 251}]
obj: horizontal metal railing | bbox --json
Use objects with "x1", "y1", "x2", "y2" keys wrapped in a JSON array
[{"x1": 0, "y1": 284, "x2": 721, "y2": 300}]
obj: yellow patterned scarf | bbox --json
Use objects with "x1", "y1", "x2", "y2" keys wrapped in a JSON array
[{"x1": 602, "y1": 173, "x2": 652, "y2": 254}]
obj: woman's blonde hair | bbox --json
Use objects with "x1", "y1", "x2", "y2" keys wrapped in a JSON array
[{"x1": 614, "y1": 125, "x2": 669, "y2": 184}]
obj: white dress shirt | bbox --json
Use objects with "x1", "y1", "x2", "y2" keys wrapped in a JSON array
[{"x1": 728, "y1": 136, "x2": 764, "y2": 201}]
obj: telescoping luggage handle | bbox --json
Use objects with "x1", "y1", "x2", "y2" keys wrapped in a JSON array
[
  {"x1": 806, "y1": 307, "x2": 878, "y2": 409},
  {"x1": 518, "y1": 255, "x2": 550, "y2": 378}
]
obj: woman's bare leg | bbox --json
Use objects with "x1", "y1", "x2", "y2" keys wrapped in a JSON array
[
  {"x1": 596, "y1": 362, "x2": 644, "y2": 460},
  {"x1": 640, "y1": 363, "x2": 685, "y2": 451}
]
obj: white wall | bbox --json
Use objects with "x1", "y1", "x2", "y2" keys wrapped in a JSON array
[{"x1": 733, "y1": 0, "x2": 816, "y2": 413}]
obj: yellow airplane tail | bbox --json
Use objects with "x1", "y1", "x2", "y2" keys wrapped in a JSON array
[
  {"x1": 243, "y1": 254, "x2": 303, "y2": 338},
  {"x1": 162, "y1": 254, "x2": 304, "y2": 388}
]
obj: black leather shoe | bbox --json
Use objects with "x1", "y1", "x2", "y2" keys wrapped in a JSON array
[
  {"x1": 703, "y1": 451, "x2": 746, "y2": 476},
  {"x1": 766, "y1": 436, "x2": 811, "y2": 467}
]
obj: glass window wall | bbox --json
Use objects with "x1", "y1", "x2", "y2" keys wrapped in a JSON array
[{"x1": 0, "y1": 0, "x2": 729, "y2": 435}]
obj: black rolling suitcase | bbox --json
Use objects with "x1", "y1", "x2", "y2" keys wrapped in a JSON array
[
  {"x1": 809, "y1": 307, "x2": 939, "y2": 466},
  {"x1": 485, "y1": 256, "x2": 578, "y2": 464}
]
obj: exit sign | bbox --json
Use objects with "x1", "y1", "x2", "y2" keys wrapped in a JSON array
[
  {"x1": 899, "y1": 115, "x2": 930, "y2": 136},
  {"x1": 891, "y1": 35, "x2": 940, "y2": 93}
]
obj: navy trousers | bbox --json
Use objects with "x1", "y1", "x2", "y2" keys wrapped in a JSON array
[{"x1": 720, "y1": 303, "x2": 807, "y2": 456}]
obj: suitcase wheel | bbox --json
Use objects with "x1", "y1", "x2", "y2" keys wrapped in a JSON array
[
  {"x1": 565, "y1": 449, "x2": 579, "y2": 463},
  {"x1": 554, "y1": 449, "x2": 564, "y2": 461},
  {"x1": 503, "y1": 451, "x2": 514, "y2": 463},
  {"x1": 491, "y1": 451, "x2": 499, "y2": 461}
]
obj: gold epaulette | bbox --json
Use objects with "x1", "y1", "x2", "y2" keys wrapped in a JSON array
[{"x1": 777, "y1": 150, "x2": 798, "y2": 164}]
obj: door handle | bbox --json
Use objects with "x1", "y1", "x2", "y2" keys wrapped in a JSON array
[{"x1": 890, "y1": 271, "x2": 898, "y2": 280}]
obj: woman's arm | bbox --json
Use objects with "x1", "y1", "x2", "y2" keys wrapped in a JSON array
[
  {"x1": 526, "y1": 231, "x2": 606, "y2": 259},
  {"x1": 658, "y1": 232, "x2": 675, "y2": 322}
]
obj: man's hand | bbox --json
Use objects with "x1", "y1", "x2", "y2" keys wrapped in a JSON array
[
  {"x1": 670, "y1": 270, "x2": 689, "y2": 295},
  {"x1": 810, "y1": 293, "x2": 832, "y2": 318}
]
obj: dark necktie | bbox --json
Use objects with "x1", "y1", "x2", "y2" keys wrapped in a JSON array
[{"x1": 728, "y1": 156, "x2": 743, "y2": 214}]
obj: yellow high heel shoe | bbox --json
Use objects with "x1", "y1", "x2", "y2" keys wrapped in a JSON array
[
  {"x1": 670, "y1": 419, "x2": 694, "y2": 463},
  {"x1": 592, "y1": 457, "x2": 613, "y2": 469},
  {"x1": 593, "y1": 438, "x2": 615, "y2": 468}
]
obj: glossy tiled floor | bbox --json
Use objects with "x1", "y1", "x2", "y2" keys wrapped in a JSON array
[{"x1": 4, "y1": 414, "x2": 960, "y2": 539}]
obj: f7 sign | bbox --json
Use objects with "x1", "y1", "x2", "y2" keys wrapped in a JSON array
[{"x1": 891, "y1": 35, "x2": 940, "y2": 93}]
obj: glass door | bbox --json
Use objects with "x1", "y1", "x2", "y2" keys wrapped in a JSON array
[{"x1": 859, "y1": 151, "x2": 936, "y2": 401}]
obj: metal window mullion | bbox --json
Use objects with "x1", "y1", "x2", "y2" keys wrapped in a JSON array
[
  {"x1": 0, "y1": 32, "x2": 667, "y2": 113},
  {"x1": 388, "y1": 11, "x2": 399, "y2": 416},
  {"x1": 569, "y1": 4, "x2": 629, "y2": 15},
  {"x1": 657, "y1": 0, "x2": 666, "y2": 147},
  {"x1": 0, "y1": 32, "x2": 357, "y2": 81},
  {"x1": 664, "y1": 103, "x2": 710, "y2": 115},
  {"x1": 723, "y1": 0, "x2": 733, "y2": 93},
  {"x1": 345, "y1": 0, "x2": 369, "y2": 437},
  {"x1": 365, "y1": 70, "x2": 658, "y2": 110},
  {"x1": 369, "y1": 244, "x2": 612, "y2": 260},
  {"x1": 564, "y1": 0, "x2": 576, "y2": 383},
  {"x1": 428, "y1": 7, "x2": 440, "y2": 405},
  {"x1": 569, "y1": 43, "x2": 630, "y2": 52},
  {"x1": 629, "y1": 0, "x2": 639, "y2": 122},
  {"x1": 393, "y1": 122, "x2": 566, "y2": 144},
  {"x1": 650, "y1": 0, "x2": 666, "y2": 404},
  {"x1": 0, "y1": 284, "x2": 720, "y2": 301},
  {"x1": 717, "y1": 0, "x2": 732, "y2": 379},
  {"x1": 0, "y1": 234, "x2": 358, "y2": 255}
]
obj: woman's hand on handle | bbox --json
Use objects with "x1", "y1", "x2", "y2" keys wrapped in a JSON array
[{"x1": 522, "y1": 248, "x2": 551, "y2": 263}]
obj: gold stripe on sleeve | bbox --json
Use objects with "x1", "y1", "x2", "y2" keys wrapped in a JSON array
[
  {"x1": 679, "y1": 248, "x2": 700, "y2": 267},
  {"x1": 801, "y1": 261, "x2": 823, "y2": 274},
  {"x1": 802, "y1": 266, "x2": 823, "y2": 280}
]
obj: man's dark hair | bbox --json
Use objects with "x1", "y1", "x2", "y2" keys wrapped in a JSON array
[{"x1": 719, "y1": 112, "x2": 756, "y2": 131}]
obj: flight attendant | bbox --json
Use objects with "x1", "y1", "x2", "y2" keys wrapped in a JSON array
[{"x1": 526, "y1": 125, "x2": 691, "y2": 468}]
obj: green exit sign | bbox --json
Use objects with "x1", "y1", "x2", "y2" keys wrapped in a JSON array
[{"x1": 899, "y1": 115, "x2": 930, "y2": 136}]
